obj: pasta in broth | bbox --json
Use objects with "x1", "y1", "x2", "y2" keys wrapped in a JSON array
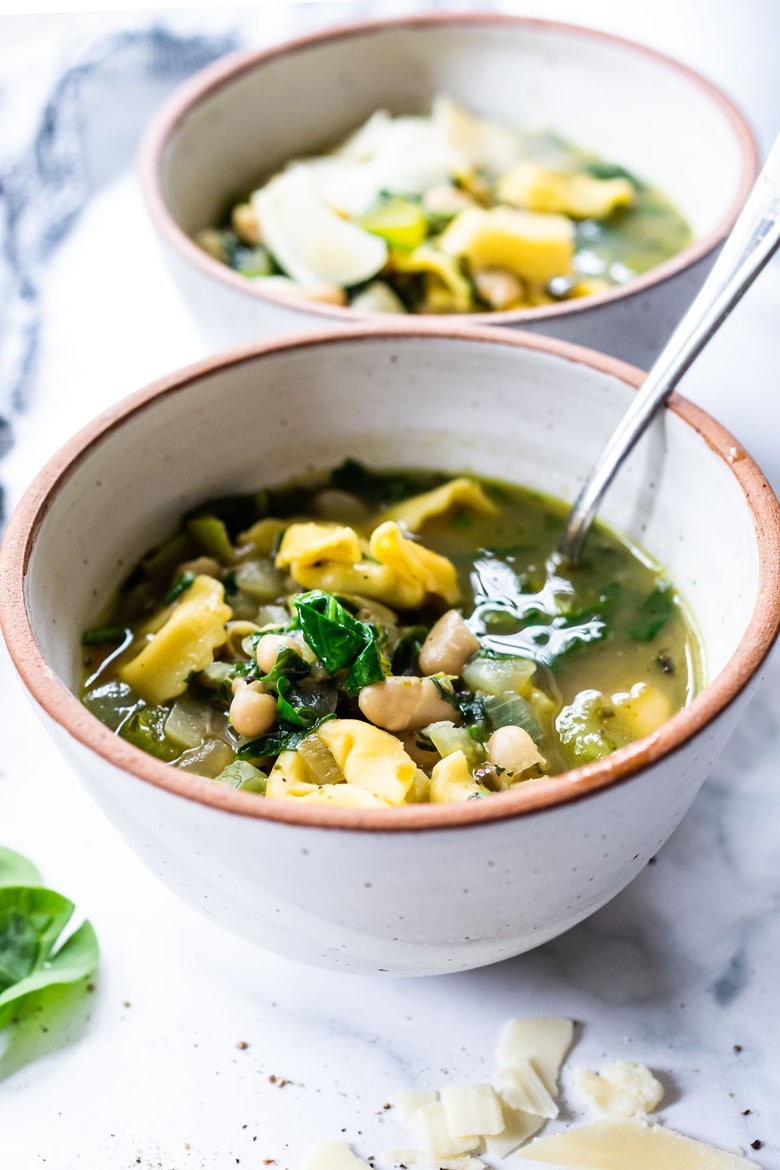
[{"x1": 80, "y1": 463, "x2": 701, "y2": 807}]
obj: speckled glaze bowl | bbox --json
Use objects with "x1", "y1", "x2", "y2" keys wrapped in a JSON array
[
  {"x1": 139, "y1": 14, "x2": 757, "y2": 367},
  {"x1": 2, "y1": 327, "x2": 779, "y2": 976}
]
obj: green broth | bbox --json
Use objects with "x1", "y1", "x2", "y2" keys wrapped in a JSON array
[{"x1": 80, "y1": 465, "x2": 701, "y2": 803}]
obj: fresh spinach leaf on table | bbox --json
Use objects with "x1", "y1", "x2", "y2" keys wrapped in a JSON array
[{"x1": 0, "y1": 847, "x2": 98, "y2": 1030}]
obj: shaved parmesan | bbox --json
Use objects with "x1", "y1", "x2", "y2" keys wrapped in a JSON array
[
  {"x1": 305, "y1": 1139, "x2": 371, "y2": 1170},
  {"x1": 496, "y1": 1059, "x2": 559, "y2": 1119},
  {"x1": 515, "y1": 1118, "x2": 762, "y2": 1169},
  {"x1": 440, "y1": 1083, "x2": 504, "y2": 1137},
  {"x1": 574, "y1": 1060, "x2": 665, "y2": 1118},
  {"x1": 497, "y1": 1017, "x2": 574, "y2": 1095},
  {"x1": 253, "y1": 167, "x2": 387, "y2": 287},
  {"x1": 484, "y1": 1099, "x2": 544, "y2": 1159},
  {"x1": 416, "y1": 1101, "x2": 481, "y2": 1159},
  {"x1": 384, "y1": 1153, "x2": 486, "y2": 1170},
  {"x1": 392, "y1": 1089, "x2": 439, "y2": 1124}
]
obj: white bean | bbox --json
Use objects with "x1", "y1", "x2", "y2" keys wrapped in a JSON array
[
  {"x1": 418, "y1": 610, "x2": 479, "y2": 677},
  {"x1": 256, "y1": 633, "x2": 303, "y2": 674},
  {"x1": 474, "y1": 268, "x2": 525, "y2": 310},
  {"x1": 358, "y1": 676, "x2": 457, "y2": 733},
  {"x1": 486, "y1": 725, "x2": 541, "y2": 777},
  {"x1": 229, "y1": 682, "x2": 277, "y2": 738},
  {"x1": 176, "y1": 556, "x2": 222, "y2": 579}
]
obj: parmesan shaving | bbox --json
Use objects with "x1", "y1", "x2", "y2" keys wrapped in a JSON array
[
  {"x1": 495, "y1": 1058, "x2": 559, "y2": 1119},
  {"x1": 305, "y1": 1139, "x2": 372, "y2": 1170},
  {"x1": 415, "y1": 1100, "x2": 481, "y2": 1159},
  {"x1": 574, "y1": 1060, "x2": 665, "y2": 1118},
  {"x1": 496, "y1": 1017, "x2": 574, "y2": 1095},
  {"x1": 484, "y1": 1098, "x2": 544, "y2": 1158},
  {"x1": 392, "y1": 1088, "x2": 439, "y2": 1124},
  {"x1": 515, "y1": 1117, "x2": 763, "y2": 1169},
  {"x1": 440, "y1": 1083, "x2": 505, "y2": 1137}
]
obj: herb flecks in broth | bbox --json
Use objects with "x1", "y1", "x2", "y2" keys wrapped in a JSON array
[{"x1": 80, "y1": 464, "x2": 701, "y2": 802}]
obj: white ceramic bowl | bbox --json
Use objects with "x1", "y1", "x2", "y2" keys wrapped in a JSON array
[
  {"x1": 139, "y1": 14, "x2": 757, "y2": 367},
  {"x1": 2, "y1": 327, "x2": 778, "y2": 976}
]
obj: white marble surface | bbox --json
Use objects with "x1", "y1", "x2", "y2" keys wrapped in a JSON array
[{"x1": 0, "y1": 3, "x2": 779, "y2": 1168}]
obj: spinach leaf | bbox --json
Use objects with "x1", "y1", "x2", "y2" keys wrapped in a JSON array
[
  {"x1": 629, "y1": 584, "x2": 675, "y2": 642},
  {"x1": 0, "y1": 848, "x2": 42, "y2": 889},
  {"x1": 276, "y1": 676, "x2": 337, "y2": 728},
  {"x1": 344, "y1": 639, "x2": 385, "y2": 697},
  {"x1": 0, "y1": 879, "x2": 98, "y2": 1030},
  {"x1": 81, "y1": 626, "x2": 130, "y2": 647},
  {"x1": 293, "y1": 591, "x2": 367, "y2": 672},
  {"x1": 235, "y1": 715, "x2": 336, "y2": 760},
  {"x1": 163, "y1": 571, "x2": 195, "y2": 605},
  {"x1": 259, "y1": 646, "x2": 311, "y2": 688},
  {"x1": 391, "y1": 626, "x2": 428, "y2": 675},
  {"x1": 329, "y1": 459, "x2": 434, "y2": 506},
  {"x1": 439, "y1": 685, "x2": 485, "y2": 726},
  {"x1": 183, "y1": 493, "x2": 263, "y2": 538},
  {"x1": 584, "y1": 161, "x2": 643, "y2": 188}
]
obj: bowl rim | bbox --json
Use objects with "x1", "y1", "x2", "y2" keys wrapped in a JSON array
[
  {"x1": 2, "y1": 324, "x2": 779, "y2": 832},
  {"x1": 137, "y1": 10, "x2": 759, "y2": 329}
]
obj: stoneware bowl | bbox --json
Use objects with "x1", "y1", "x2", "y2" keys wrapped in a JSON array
[
  {"x1": 139, "y1": 13, "x2": 757, "y2": 368},
  {"x1": 2, "y1": 327, "x2": 779, "y2": 976}
]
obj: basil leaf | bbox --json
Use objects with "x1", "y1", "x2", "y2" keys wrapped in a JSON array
[{"x1": 629, "y1": 584, "x2": 675, "y2": 642}]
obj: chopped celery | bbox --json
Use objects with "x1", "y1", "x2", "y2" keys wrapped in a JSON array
[
  {"x1": 297, "y1": 734, "x2": 343, "y2": 785},
  {"x1": 234, "y1": 559, "x2": 285, "y2": 601},
  {"x1": 82, "y1": 681, "x2": 140, "y2": 731},
  {"x1": 120, "y1": 705, "x2": 180, "y2": 762},
  {"x1": 214, "y1": 760, "x2": 268, "y2": 793},
  {"x1": 422, "y1": 720, "x2": 485, "y2": 768},
  {"x1": 360, "y1": 198, "x2": 428, "y2": 252},
  {"x1": 555, "y1": 689, "x2": 622, "y2": 764},
  {"x1": 187, "y1": 515, "x2": 234, "y2": 563},
  {"x1": 175, "y1": 738, "x2": 234, "y2": 777}
]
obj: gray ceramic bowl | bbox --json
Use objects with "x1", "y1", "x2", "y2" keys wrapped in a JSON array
[
  {"x1": 139, "y1": 13, "x2": 757, "y2": 366},
  {"x1": 2, "y1": 327, "x2": 779, "y2": 975}
]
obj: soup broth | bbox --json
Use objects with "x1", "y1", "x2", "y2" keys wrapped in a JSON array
[{"x1": 80, "y1": 464, "x2": 701, "y2": 806}]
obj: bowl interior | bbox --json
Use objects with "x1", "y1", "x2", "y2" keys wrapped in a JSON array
[
  {"x1": 160, "y1": 20, "x2": 747, "y2": 243},
  {"x1": 24, "y1": 332, "x2": 761, "y2": 705}
]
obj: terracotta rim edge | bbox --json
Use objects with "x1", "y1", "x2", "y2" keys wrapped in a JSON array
[
  {"x1": 2, "y1": 325, "x2": 779, "y2": 833},
  {"x1": 137, "y1": 12, "x2": 759, "y2": 329}
]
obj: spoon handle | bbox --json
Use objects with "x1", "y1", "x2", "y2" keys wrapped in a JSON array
[{"x1": 560, "y1": 133, "x2": 780, "y2": 565}]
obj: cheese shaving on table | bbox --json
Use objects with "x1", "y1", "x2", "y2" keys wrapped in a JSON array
[
  {"x1": 574, "y1": 1059, "x2": 665, "y2": 1117},
  {"x1": 515, "y1": 1117, "x2": 763, "y2": 1169}
]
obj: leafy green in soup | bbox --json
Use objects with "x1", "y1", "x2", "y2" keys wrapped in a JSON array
[{"x1": 80, "y1": 463, "x2": 702, "y2": 806}]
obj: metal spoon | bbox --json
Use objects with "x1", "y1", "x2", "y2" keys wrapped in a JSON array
[{"x1": 559, "y1": 132, "x2": 780, "y2": 565}]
